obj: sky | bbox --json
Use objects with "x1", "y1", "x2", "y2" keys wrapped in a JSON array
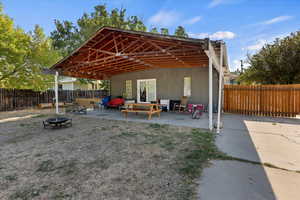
[{"x1": 2, "y1": 0, "x2": 300, "y2": 71}]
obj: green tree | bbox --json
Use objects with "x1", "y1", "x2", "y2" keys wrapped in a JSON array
[
  {"x1": 51, "y1": 5, "x2": 147, "y2": 56},
  {"x1": 50, "y1": 5, "x2": 147, "y2": 87},
  {"x1": 239, "y1": 31, "x2": 300, "y2": 84},
  {"x1": 160, "y1": 28, "x2": 169, "y2": 35},
  {"x1": 0, "y1": 5, "x2": 60, "y2": 90},
  {"x1": 50, "y1": 20, "x2": 81, "y2": 57},
  {"x1": 174, "y1": 26, "x2": 188, "y2": 37},
  {"x1": 150, "y1": 27, "x2": 159, "y2": 33}
]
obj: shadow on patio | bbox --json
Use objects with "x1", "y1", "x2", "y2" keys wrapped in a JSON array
[{"x1": 198, "y1": 113, "x2": 300, "y2": 200}]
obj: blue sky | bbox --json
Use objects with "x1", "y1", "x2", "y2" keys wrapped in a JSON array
[{"x1": 2, "y1": 0, "x2": 300, "y2": 71}]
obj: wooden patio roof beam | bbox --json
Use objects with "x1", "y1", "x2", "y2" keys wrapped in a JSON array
[
  {"x1": 88, "y1": 48, "x2": 159, "y2": 69},
  {"x1": 147, "y1": 40, "x2": 193, "y2": 68}
]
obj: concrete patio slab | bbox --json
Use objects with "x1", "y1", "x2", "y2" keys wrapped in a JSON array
[
  {"x1": 217, "y1": 114, "x2": 300, "y2": 171},
  {"x1": 198, "y1": 160, "x2": 300, "y2": 200},
  {"x1": 86, "y1": 110, "x2": 211, "y2": 129}
]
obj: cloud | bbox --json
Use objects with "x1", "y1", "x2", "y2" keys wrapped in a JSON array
[
  {"x1": 232, "y1": 59, "x2": 242, "y2": 70},
  {"x1": 189, "y1": 33, "x2": 210, "y2": 38},
  {"x1": 148, "y1": 10, "x2": 180, "y2": 27},
  {"x1": 208, "y1": 0, "x2": 226, "y2": 8},
  {"x1": 184, "y1": 16, "x2": 202, "y2": 25},
  {"x1": 261, "y1": 16, "x2": 293, "y2": 25},
  {"x1": 189, "y1": 31, "x2": 236, "y2": 40},
  {"x1": 244, "y1": 32, "x2": 291, "y2": 52},
  {"x1": 245, "y1": 39, "x2": 266, "y2": 51},
  {"x1": 233, "y1": 59, "x2": 241, "y2": 65},
  {"x1": 210, "y1": 31, "x2": 236, "y2": 39}
]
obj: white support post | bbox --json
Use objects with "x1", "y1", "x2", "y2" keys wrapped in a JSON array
[
  {"x1": 208, "y1": 44, "x2": 213, "y2": 131},
  {"x1": 55, "y1": 71, "x2": 59, "y2": 114},
  {"x1": 217, "y1": 44, "x2": 224, "y2": 133}
]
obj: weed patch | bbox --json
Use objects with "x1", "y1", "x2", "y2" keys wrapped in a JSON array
[
  {"x1": 178, "y1": 129, "x2": 226, "y2": 179},
  {"x1": 9, "y1": 186, "x2": 44, "y2": 200},
  {"x1": 56, "y1": 160, "x2": 78, "y2": 176},
  {"x1": 148, "y1": 123, "x2": 169, "y2": 130},
  {"x1": 52, "y1": 191, "x2": 73, "y2": 200},
  {"x1": 32, "y1": 114, "x2": 48, "y2": 118},
  {"x1": 174, "y1": 129, "x2": 227, "y2": 199},
  {"x1": 86, "y1": 158, "x2": 110, "y2": 170},
  {"x1": 4, "y1": 174, "x2": 17, "y2": 182},
  {"x1": 36, "y1": 159, "x2": 78, "y2": 175},
  {"x1": 120, "y1": 131, "x2": 138, "y2": 137},
  {"x1": 36, "y1": 160, "x2": 56, "y2": 172}
]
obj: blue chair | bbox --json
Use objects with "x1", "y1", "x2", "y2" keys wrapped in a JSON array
[{"x1": 99, "y1": 96, "x2": 111, "y2": 110}]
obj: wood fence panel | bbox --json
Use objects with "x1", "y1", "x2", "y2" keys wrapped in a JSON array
[
  {"x1": 224, "y1": 84, "x2": 300, "y2": 117},
  {"x1": 0, "y1": 89, "x2": 108, "y2": 112}
]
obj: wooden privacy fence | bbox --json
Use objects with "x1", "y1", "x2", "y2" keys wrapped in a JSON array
[
  {"x1": 0, "y1": 88, "x2": 108, "y2": 112},
  {"x1": 224, "y1": 84, "x2": 300, "y2": 117}
]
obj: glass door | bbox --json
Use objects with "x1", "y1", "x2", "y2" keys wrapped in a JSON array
[{"x1": 137, "y1": 79, "x2": 156, "y2": 103}]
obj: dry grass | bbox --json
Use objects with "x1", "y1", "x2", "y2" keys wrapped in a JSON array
[{"x1": 0, "y1": 110, "x2": 223, "y2": 200}]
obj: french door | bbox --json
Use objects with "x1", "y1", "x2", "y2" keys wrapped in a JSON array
[{"x1": 137, "y1": 79, "x2": 156, "y2": 103}]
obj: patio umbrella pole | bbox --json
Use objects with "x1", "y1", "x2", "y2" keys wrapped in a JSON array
[
  {"x1": 216, "y1": 44, "x2": 224, "y2": 133},
  {"x1": 55, "y1": 71, "x2": 59, "y2": 114}
]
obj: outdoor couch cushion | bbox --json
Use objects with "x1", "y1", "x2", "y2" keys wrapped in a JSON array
[{"x1": 108, "y1": 98, "x2": 125, "y2": 107}]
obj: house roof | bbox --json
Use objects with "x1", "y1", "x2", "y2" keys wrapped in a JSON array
[{"x1": 50, "y1": 26, "x2": 228, "y2": 80}]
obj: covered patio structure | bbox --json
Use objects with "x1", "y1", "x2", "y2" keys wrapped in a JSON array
[{"x1": 50, "y1": 27, "x2": 229, "y2": 131}]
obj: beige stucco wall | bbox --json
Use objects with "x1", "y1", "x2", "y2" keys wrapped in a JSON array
[{"x1": 110, "y1": 67, "x2": 219, "y2": 106}]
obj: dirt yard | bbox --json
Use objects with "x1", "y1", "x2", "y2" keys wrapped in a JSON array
[{"x1": 0, "y1": 109, "x2": 222, "y2": 200}]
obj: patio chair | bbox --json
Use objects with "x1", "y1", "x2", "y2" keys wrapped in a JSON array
[
  {"x1": 160, "y1": 99, "x2": 170, "y2": 112},
  {"x1": 188, "y1": 104, "x2": 204, "y2": 119},
  {"x1": 173, "y1": 96, "x2": 188, "y2": 112},
  {"x1": 98, "y1": 96, "x2": 111, "y2": 110}
]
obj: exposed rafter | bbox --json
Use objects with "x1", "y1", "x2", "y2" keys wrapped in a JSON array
[
  {"x1": 50, "y1": 27, "x2": 227, "y2": 79},
  {"x1": 147, "y1": 41, "x2": 193, "y2": 68}
]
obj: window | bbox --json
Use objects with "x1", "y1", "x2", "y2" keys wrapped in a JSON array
[
  {"x1": 137, "y1": 79, "x2": 156, "y2": 103},
  {"x1": 184, "y1": 77, "x2": 191, "y2": 97},
  {"x1": 125, "y1": 80, "x2": 132, "y2": 99}
]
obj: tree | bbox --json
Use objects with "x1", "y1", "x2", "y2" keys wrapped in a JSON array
[
  {"x1": 50, "y1": 5, "x2": 147, "y2": 87},
  {"x1": 50, "y1": 20, "x2": 81, "y2": 57},
  {"x1": 51, "y1": 5, "x2": 147, "y2": 56},
  {"x1": 174, "y1": 26, "x2": 188, "y2": 38},
  {"x1": 150, "y1": 27, "x2": 159, "y2": 33},
  {"x1": 160, "y1": 28, "x2": 169, "y2": 35},
  {"x1": 0, "y1": 5, "x2": 60, "y2": 90},
  {"x1": 239, "y1": 31, "x2": 300, "y2": 84}
]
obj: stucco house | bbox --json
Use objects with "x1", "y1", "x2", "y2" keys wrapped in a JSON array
[
  {"x1": 224, "y1": 72, "x2": 239, "y2": 85},
  {"x1": 49, "y1": 27, "x2": 229, "y2": 130},
  {"x1": 57, "y1": 76, "x2": 102, "y2": 90}
]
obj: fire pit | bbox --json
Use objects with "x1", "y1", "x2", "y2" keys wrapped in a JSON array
[{"x1": 43, "y1": 117, "x2": 72, "y2": 129}]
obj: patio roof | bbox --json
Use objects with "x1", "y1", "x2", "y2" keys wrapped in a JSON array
[{"x1": 50, "y1": 26, "x2": 228, "y2": 80}]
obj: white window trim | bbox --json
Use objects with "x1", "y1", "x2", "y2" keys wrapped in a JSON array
[
  {"x1": 137, "y1": 79, "x2": 157, "y2": 103},
  {"x1": 125, "y1": 80, "x2": 133, "y2": 99},
  {"x1": 184, "y1": 77, "x2": 192, "y2": 97}
]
